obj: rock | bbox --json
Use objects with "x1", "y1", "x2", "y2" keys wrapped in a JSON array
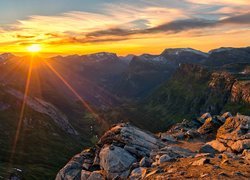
[
  {"x1": 200, "y1": 173, "x2": 209, "y2": 178},
  {"x1": 242, "y1": 149, "x2": 250, "y2": 163},
  {"x1": 231, "y1": 139, "x2": 250, "y2": 152},
  {"x1": 87, "y1": 171, "x2": 104, "y2": 180},
  {"x1": 81, "y1": 170, "x2": 91, "y2": 180},
  {"x1": 98, "y1": 123, "x2": 165, "y2": 158},
  {"x1": 221, "y1": 112, "x2": 232, "y2": 120},
  {"x1": 185, "y1": 129, "x2": 199, "y2": 139},
  {"x1": 199, "y1": 144, "x2": 217, "y2": 154},
  {"x1": 159, "y1": 146, "x2": 194, "y2": 158},
  {"x1": 160, "y1": 134, "x2": 176, "y2": 142},
  {"x1": 233, "y1": 171, "x2": 244, "y2": 176},
  {"x1": 139, "y1": 157, "x2": 152, "y2": 167},
  {"x1": 192, "y1": 158, "x2": 210, "y2": 166},
  {"x1": 206, "y1": 140, "x2": 227, "y2": 152},
  {"x1": 199, "y1": 113, "x2": 212, "y2": 123},
  {"x1": 218, "y1": 172, "x2": 229, "y2": 177},
  {"x1": 129, "y1": 167, "x2": 147, "y2": 179},
  {"x1": 195, "y1": 153, "x2": 213, "y2": 158},
  {"x1": 56, "y1": 154, "x2": 85, "y2": 180},
  {"x1": 99, "y1": 145, "x2": 136, "y2": 179},
  {"x1": 198, "y1": 117, "x2": 222, "y2": 135},
  {"x1": 216, "y1": 115, "x2": 250, "y2": 152},
  {"x1": 158, "y1": 154, "x2": 172, "y2": 164}
]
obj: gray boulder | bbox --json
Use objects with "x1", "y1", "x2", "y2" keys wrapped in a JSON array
[{"x1": 99, "y1": 145, "x2": 136, "y2": 179}]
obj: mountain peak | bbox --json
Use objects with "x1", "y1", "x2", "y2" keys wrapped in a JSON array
[
  {"x1": 161, "y1": 48, "x2": 208, "y2": 57},
  {"x1": 0, "y1": 53, "x2": 15, "y2": 61}
]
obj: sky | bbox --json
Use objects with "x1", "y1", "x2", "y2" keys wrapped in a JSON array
[{"x1": 0, "y1": 0, "x2": 250, "y2": 55}]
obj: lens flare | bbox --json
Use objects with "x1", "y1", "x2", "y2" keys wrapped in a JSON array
[
  {"x1": 27, "y1": 44, "x2": 41, "y2": 53},
  {"x1": 9, "y1": 56, "x2": 34, "y2": 164}
]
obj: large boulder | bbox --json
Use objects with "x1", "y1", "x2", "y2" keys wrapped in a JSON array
[
  {"x1": 99, "y1": 145, "x2": 136, "y2": 178},
  {"x1": 97, "y1": 123, "x2": 165, "y2": 158}
]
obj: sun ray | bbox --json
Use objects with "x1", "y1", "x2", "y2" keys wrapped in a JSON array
[
  {"x1": 44, "y1": 61, "x2": 107, "y2": 126},
  {"x1": 9, "y1": 56, "x2": 34, "y2": 165}
]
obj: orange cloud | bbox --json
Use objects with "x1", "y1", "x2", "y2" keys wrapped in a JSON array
[{"x1": 0, "y1": 2, "x2": 249, "y2": 55}]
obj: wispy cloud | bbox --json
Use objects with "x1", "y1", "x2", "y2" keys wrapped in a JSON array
[{"x1": 0, "y1": 0, "x2": 249, "y2": 54}]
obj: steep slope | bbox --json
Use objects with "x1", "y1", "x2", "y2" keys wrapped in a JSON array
[
  {"x1": 0, "y1": 85, "x2": 94, "y2": 179},
  {"x1": 140, "y1": 64, "x2": 250, "y2": 131},
  {"x1": 114, "y1": 48, "x2": 208, "y2": 98}
]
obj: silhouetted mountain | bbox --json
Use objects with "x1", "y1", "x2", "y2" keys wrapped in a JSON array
[{"x1": 204, "y1": 47, "x2": 250, "y2": 66}]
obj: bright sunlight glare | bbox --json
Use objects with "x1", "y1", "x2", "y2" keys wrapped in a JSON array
[{"x1": 27, "y1": 44, "x2": 41, "y2": 53}]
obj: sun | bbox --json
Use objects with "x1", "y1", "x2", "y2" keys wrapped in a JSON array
[{"x1": 27, "y1": 44, "x2": 42, "y2": 53}]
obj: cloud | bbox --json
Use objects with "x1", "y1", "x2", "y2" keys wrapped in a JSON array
[
  {"x1": 0, "y1": 0, "x2": 249, "y2": 53},
  {"x1": 85, "y1": 12, "x2": 250, "y2": 40},
  {"x1": 220, "y1": 12, "x2": 250, "y2": 24},
  {"x1": 185, "y1": 0, "x2": 250, "y2": 6}
]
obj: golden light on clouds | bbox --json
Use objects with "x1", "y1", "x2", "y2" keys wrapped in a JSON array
[{"x1": 0, "y1": 1, "x2": 249, "y2": 55}]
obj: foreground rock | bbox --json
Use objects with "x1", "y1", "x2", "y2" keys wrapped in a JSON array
[
  {"x1": 201, "y1": 114, "x2": 250, "y2": 153},
  {"x1": 57, "y1": 113, "x2": 250, "y2": 179},
  {"x1": 56, "y1": 123, "x2": 165, "y2": 179}
]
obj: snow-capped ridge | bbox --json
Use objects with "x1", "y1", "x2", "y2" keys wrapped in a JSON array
[{"x1": 162, "y1": 48, "x2": 208, "y2": 57}]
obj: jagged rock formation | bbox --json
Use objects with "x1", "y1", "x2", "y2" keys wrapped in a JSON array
[
  {"x1": 201, "y1": 114, "x2": 250, "y2": 153},
  {"x1": 231, "y1": 81, "x2": 250, "y2": 104},
  {"x1": 57, "y1": 113, "x2": 250, "y2": 179}
]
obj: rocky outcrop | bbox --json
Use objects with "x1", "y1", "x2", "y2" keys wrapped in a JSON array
[
  {"x1": 230, "y1": 81, "x2": 250, "y2": 104},
  {"x1": 56, "y1": 123, "x2": 166, "y2": 179},
  {"x1": 57, "y1": 113, "x2": 250, "y2": 179},
  {"x1": 200, "y1": 114, "x2": 250, "y2": 153}
]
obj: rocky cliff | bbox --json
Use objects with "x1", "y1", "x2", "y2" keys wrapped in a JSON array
[{"x1": 56, "y1": 113, "x2": 250, "y2": 179}]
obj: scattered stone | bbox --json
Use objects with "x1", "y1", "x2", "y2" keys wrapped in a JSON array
[
  {"x1": 129, "y1": 167, "x2": 147, "y2": 179},
  {"x1": 192, "y1": 158, "x2": 210, "y2": 166},
  {"x1": 218, "y1": 172, "x2": 229, "y2": 177},
  {"x1": 179, "y1": 171, "x2": 185, "y2": 175},
  {"x1": 199, "y1": 144, "x2": 217, "y2": 154},
  {"x1": 233, "y1": 171, "x2": 244, "y2": 176},
  {"x1": 200, "y1": 173, "x2": 209, "y2": 178}
]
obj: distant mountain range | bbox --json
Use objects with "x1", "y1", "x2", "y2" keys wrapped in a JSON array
[{"x1": 0, "y1": 46, "x2": 249, "y2": 178}]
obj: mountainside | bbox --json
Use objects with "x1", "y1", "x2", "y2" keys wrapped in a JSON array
[
  {"x1": 0, "y1": 46, "x2": 250, "y2": 178},
  {"x1": 204, "y1": 47, "x2": 250, "y2": 66},
  {"x1": 56, "y1": 113, "x2": 250, "y2": 179}
]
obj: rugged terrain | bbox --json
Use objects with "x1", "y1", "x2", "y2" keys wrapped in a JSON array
[
  {"x1": 0, "y1": 46, "x2": 249, "y2": 178},
  {"x1": 56, "y1": 113, "x2": 250, "y2": 179}
]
